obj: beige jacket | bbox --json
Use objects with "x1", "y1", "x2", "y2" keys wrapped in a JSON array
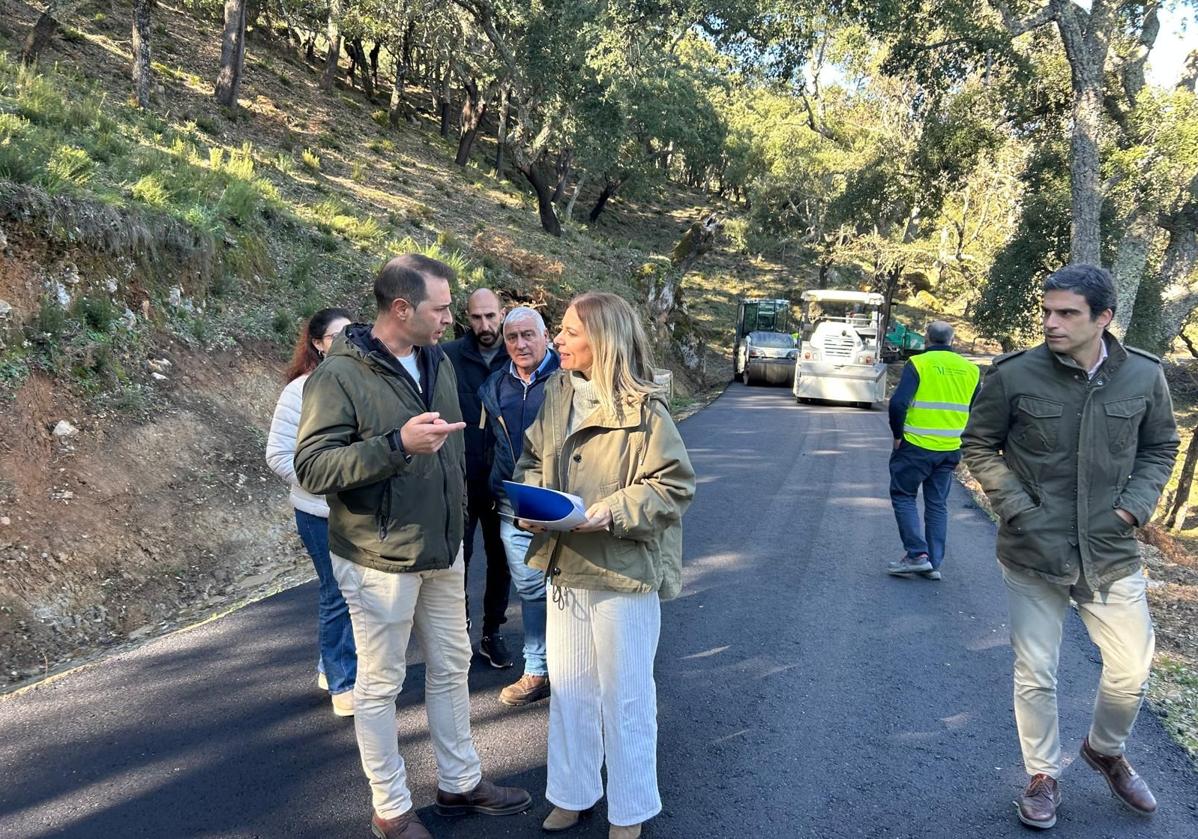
[{"x1": 514, "y1": 371, "x2": 695, "y2": 599}]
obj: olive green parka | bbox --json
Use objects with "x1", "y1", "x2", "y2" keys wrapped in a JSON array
[
  {"x1": 514, "y1": 372, "x2": 695, "y2": 599},
  {"x1": 961, "y1": 335, "x2": 1178, "y2": 589},
  {"x1": 294, "y1": 324, "x2": 466, "y2": 573}
]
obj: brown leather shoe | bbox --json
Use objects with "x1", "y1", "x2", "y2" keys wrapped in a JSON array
[
  {"x1": 1081, "y1": 738, "x2": 1157, "y2": 814},
  {"x1": 435, "y1": 778, "x2": 532, "y2": 816},
  {"x1": 371, "y1": 810, "x2": 432, "y2": 839},
  {"x1": 1017, "y1": 773, "x2": 1061, "y2": 829},
  {"x1": 499, "y1": 674, "x2": 551, "y2": 707}
]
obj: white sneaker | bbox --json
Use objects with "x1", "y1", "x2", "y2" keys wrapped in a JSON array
[
  {"x1": 317, "y1": 672, "x2": 328, "y2": 691},
  {"x1": 331, "y1": 690, "x2": 354, "y2": 717}
]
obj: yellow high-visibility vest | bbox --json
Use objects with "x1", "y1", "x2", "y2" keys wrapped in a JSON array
[{"x1": 902, "y1": 350, "x2": 981, "y2": 451}]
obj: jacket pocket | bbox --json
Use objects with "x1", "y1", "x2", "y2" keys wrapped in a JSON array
[
  {"x1": 1103, "y1": 396, "x2": 1146, "y2": 453},
  {"x1": 1014, "y1": 397, "x2": 1064, "y2": 454}
]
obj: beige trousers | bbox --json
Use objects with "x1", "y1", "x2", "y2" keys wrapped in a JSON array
[
  {"x1": 331, "y1": 550, "x2": 482, "y2": 818},
  {"x1": 1002, "y1": 565, "x2": 1154, "y2": 778}
]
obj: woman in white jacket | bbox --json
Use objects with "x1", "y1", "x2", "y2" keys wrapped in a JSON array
[{"x1": 266, "y1": 307, "x2": 356, "y2": 716}]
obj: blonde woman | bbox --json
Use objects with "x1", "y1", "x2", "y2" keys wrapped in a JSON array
[{"x1": 514, "y1": 292, "x2": 695, "y2": 839}]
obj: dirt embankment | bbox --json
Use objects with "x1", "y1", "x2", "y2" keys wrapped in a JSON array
[{"x1": 0, "y1": 255, "x2": 308, "y2": 690}]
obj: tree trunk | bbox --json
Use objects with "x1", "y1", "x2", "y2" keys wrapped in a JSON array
[
  {"x1": 1165, "y1": 416, "x2": 1198, "y2": 529},
  {"x1": 1054, "y1": 1, "x2": 1109, "y2": 265},
  {"x1": 588, "y1": 179, "x2": 621, "y2": 223},
  {"x1": 320, "y1": 0, "x2": 341, "y2": 90},
  {"x1": 388, "y1": 49, "x2": 406, "y2": 128},
  {"x1": 131, "y1": 0, "x2": 153, "y2": 109},
  {"x1": 1109, "y1": 211, "x2": 1156, "y2": 338},
  {"x1": 369, "y1": 41, "x2": 380, "y2": 89},
  {"x1": 670, "y1": 213, "x2": 721, "y2": 275},
  {"x1": 564, "y1": 171, "x2": 587, "y2": 223},
  {"x1": 439, "y1": 66, "x2": 453, "y2": 138},
  {"x1": 518, "y1": 162, "x2": 562, "y2": 236},
  {"x1": 21, "y1": 5, "x2": 62, "y2": 65},
  {"x1": 1147, "y1": 185, "x2": 1198, "y2": 353},
  {"x1": 550, "y1": 149, "x2": 572, "y2": 204},
  {"x1": 213, "y1": 0, "x2": 247, "y2": 109},
  {"x1": 347, "y1": 37, "x2": 373, "y2": 98},
  {"x1": 455, "y1": 79, "x2": 489, "y2": 166},
  {"x1": 493, "y1": 85, "x2": 508, "y2": 173}
]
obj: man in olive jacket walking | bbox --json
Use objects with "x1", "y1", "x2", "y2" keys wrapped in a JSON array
[
  {"x1": 961, "y1": 264, "x2": 1178, "y2": 830},
  {"x1": 295, "y1": 255, "x2": 529, "y2": 839}
]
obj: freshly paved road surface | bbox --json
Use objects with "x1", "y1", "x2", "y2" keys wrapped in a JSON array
[{"x1": 3, "y1": 384, "x2": 1197, "y2": 838}]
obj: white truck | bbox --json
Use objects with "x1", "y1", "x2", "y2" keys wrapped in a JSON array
[{"x1": 792, "y1": 290, "x2": 888, "y2": 408}]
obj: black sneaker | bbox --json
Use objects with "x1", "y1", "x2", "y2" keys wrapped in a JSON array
[{"x1": 479, "y1": 634, "x2": 514, "y2": 669}]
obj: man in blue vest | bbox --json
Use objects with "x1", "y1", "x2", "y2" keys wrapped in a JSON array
[
  {"x1": 478, "y1": 307, "x2": 560, "y2": 706},
  {"x1": 886, "y1": 321, "x2": 981, "y2": 580}
]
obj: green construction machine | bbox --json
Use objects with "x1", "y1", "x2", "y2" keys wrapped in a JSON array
[{"x1": 882, "y1": 320, "x2": 925, "y2": 362}]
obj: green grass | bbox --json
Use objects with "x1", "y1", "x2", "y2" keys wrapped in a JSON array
[{"x1": 1149, "y1": 653, "x2": 1198, "y2": 762}]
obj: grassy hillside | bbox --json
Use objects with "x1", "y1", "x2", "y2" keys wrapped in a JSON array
[{"x1": 0, "y1": 0, "x2": 800, "y2": 687}]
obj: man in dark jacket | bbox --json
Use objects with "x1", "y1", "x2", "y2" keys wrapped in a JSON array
[
  {"x1": 962, "y1": 264, "x2": 1178, "y2": 831},
  {"x1": 295, "y1": 256, "x2": 529, "y2": 839},
  {"x1": 478, "y1": 307, "x2": 559, "y2": 707},
  {"x1": 443, "y1": 288, "x2": 513, "y2": 668},
  {"x1": 886, "y1": 321, "x2": 980, "y2": 580}
]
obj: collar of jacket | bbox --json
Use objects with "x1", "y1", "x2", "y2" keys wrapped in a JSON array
[
  {"x1": 335, "y1": 323, "x2": 444, "y2": 397},
  {"x1": 507, "y1": 349, "x2": 560, "y2": 386},
  {"x1": 1046, "y1": 330, "x2": 1126, "y2": 378},
  {"x1": 547, "y1": 371, "x2": 655, "y2": 435}
]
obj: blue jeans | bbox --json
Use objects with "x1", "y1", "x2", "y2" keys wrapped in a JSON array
[
  {"x1": 888, "y1": 442, "x2": 960, "y2": 570},
  {"x1": 295, "y1": 509, "x2": 357, "y2": 694},
  {"x1": 498, "y1": 501, "x2": 548, "y2": 677}
]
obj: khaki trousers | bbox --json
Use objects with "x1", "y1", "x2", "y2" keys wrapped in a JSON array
[
  {"x1": 331, "y1": 550, "x2": 482, "y2": 818},
  {"x1": 1002, "y1": 565, "x2": 1154, "y2": 778}
]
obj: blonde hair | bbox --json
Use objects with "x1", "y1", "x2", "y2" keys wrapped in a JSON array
[{"x1": 569, "y1": 292, "x2": 659, "y2": 417}]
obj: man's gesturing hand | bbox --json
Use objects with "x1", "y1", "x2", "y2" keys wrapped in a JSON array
[{"x1": 400, "y1": 412, "x2": 466, "y2": 455}]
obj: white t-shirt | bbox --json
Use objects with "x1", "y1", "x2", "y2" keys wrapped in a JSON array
[{"x1": 396, "y1": 351, "x2": 422, "y2": 392}]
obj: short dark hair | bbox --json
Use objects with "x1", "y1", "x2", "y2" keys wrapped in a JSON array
[
  {"x1": 374, "y1": 254, "x2": 456, "y2": 311},
  {"x1": 1043, "y1": 264, "x2": 1117, "y2": 320}
]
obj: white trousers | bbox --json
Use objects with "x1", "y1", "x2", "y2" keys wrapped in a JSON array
[
  {"x1": 1002, "y1": 565, "x2": 1155, "y2": 778},
  {"x1": 331, "y1": 550, "x2": 482, "y2": 818},
  {"x1": 546, "y1": 586, "x2": 662, "y2": 827}
]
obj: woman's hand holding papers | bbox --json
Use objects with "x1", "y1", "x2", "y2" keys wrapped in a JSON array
[{"x1": 572, "y1": 502, "x2": 612, "y2": 533}]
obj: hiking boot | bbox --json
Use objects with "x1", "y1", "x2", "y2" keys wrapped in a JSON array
[
  {"x1": 543, "y1": 806, "x2": 591, "y2": 832},
  {"x1": 480, "y1": 634, "x2": 514, "y2": 669},
  {"x1": 1017, "y1": 773, "x2": 1061, "y2": 829},
  {"x1": 919, "y1": 569, "x2": 942, "y2": 581},
  {"x1": 500, "y1": 674, "x2": 550, "y2": 707},
  {"x1": 609, "y1": 825, "x2": 642, "y2": 839},
  {"x1": 331, "y1": 690, "x2": 354, "y2": 717},
  {"x1": 1081, "y1": 738, "x2": 1157, "y2": 815},
  {"x1": 888, "y1": 554, "x2": 932, "y2": 575},
  {"x1": 371, "y1": 810, "x2": 432, "y2": 839},
  {"x1": 435, "y1": 778, "x2": 531, "y2": 817}
]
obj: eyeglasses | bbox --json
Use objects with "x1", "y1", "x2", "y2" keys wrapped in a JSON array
[{"x1": 321, "y1": 332, "x2": 341, "y2": 340}]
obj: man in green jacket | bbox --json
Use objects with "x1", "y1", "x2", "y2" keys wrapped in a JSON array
[
  {"x1": 295, "y1": 254, "x2": 530, "y2": 839},
  {"x1": 962, "y1": 264, "x2": 1178, "y2": 830}
]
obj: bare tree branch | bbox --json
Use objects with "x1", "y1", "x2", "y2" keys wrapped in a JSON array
[{"x1": 989, "y1": 0, "x2": 1057, "y2": 37}]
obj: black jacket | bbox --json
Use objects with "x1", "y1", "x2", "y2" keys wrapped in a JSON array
[{"x1": 443, "y1": 331, "x2": 509, "y2": 483}]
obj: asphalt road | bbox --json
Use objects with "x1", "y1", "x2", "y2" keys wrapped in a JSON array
[{"x1": 2, "y1": 383, "x2": 1197, "y2": 838}]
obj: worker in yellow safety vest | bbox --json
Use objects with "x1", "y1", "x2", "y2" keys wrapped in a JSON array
[{"x1": 886, "y1": 321, "x2": 981, "y2": 580}]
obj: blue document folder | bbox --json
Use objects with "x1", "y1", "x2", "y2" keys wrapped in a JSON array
[{"x1": 502, "y1": 481, "x2": 587, "y2": 530}]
